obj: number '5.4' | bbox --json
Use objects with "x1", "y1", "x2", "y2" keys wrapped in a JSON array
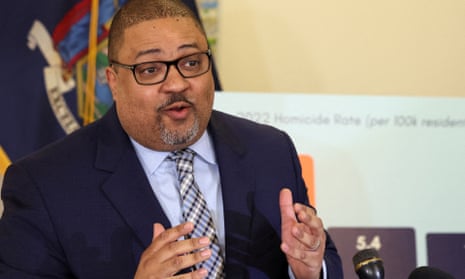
[{"x1": 356, "y1": 235, "x2": 382, "y2": 250}]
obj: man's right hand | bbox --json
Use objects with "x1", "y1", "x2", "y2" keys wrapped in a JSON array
[{"x1": 134, "y1": 222, "x2": 211, "y2": 279}]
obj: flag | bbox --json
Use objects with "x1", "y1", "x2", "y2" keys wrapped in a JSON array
[
  {"x1": 0, "y1": 146, "x2": 8, "y2": 213},
  {"x1": 0, "y1": 0, "x2": 222, "y2": 167}
]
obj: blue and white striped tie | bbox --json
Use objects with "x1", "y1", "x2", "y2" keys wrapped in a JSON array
[{"x1": 169, "y1": 148, "x2": 225, "y2": 278}]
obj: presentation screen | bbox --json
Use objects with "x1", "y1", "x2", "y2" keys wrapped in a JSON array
[{"x1": 214, "y1": 91, "x2": 465, "y2": 276}]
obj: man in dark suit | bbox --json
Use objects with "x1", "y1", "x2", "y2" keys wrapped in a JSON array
[{"x1": 0, "y1": 0, "x2": 342, "y2": 278}]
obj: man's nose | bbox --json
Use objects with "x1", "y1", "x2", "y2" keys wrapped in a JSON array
[{"x1": 161, "y1": 64, "x2": 189, "y2": 90}]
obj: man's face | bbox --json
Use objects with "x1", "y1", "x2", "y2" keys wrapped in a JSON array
[{"x1": 106, "y1": 17, "x2": 215, "y2": 151}]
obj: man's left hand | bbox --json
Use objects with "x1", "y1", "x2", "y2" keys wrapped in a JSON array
[{"x1": 279, "y1": 188, "x2": 326, "y2": 279}]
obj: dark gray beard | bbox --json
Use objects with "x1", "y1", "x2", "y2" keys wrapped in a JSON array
[{"x1": 159, "y1": 118, "x2": 200, "y2": 146}]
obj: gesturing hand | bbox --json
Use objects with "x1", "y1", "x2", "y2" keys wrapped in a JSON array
[
  {"x1": 134, "y1": 222, "x2": 211, "y2": 279},
  {"x1": 279, "y1": 188, "x2": 326, "y2": 279}
]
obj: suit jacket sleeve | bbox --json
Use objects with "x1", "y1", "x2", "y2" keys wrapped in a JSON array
[{"x1": 0, "y1": 163, "x2": 73, "y2": 278}]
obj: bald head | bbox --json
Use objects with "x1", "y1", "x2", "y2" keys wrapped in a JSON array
[{"x1": 108, "y1": 0, "x2": 205, "y2": 61}]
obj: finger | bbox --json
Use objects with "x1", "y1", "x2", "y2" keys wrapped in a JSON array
[
  {"x1": 144, "y1": 222, "x2": 195, "y2": 260},
  {"x1": 293, "y1": 204, "x2": 325, "y2": 252},
  {"x1": 294, "y1": 203, "x2": 317, "y2": 220},
  {"x1": 153, "y1": 223, "x2": 210, "y2": 262},
  {"x1": 154, "y1": 242, "x2": 212, "y2": 276},
  {"x1": 153, "y1": 223, "x2": 165, "y2": 240},
  {"x1": 170, "y1": 236, "x2": 212, "y2": 257},
  {"x1": 279, "y1": 188, "x2": 297, "y2": 223},
  {"x1": 294, "y1": 204, "x2": 324, "y2": 235},
  {"x1": 291, "y1": 222, "x2": 324, "y2": 252},
  {"x1": 141, "y1": 226, "x2": 211, "y2": 277},
  {"x1": 154, "y1": 222, "x2": 194, "y2": 247},
  {"x1": 283, "y1": 244, "x2": 322, "y2": 267},
  {"x1": 282, "y1": 223, "x2": 325, "y2": 263},
  {"x1": 137, "y1": 247, "x2": 210, "y2": 279}
]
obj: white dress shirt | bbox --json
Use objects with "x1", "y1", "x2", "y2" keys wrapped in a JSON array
[{"x1": 130, "y1": 131, "x2": 225, "y2": 254}]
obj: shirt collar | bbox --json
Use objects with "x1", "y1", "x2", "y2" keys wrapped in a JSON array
[
  {"x1": 130, "y1": 131, "x2": 216, "y2": 175},
  {"x1": 189, "y1": 131, "x2": 216, "y2": 165}
]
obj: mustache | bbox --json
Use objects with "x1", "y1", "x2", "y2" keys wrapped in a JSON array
[{"x1": 157, "y1": 94, "x2": 194, "y2": 111}]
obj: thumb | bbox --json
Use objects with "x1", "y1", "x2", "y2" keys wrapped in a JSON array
[
  {"x1": 279, "y1": 188, "x2": 297, "y2": 225},
  {"x1": 153, "y1": 223, "x2": 166, "y2": 241}
]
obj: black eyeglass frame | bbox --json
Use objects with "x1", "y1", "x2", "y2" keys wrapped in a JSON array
[{"x1": 109, "y1": 49, "x2": 212, "y2": 86}]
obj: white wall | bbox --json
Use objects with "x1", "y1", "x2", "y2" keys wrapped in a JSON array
[{"x1": 216, "y1": 0, "x2": 465, "y2": 97}]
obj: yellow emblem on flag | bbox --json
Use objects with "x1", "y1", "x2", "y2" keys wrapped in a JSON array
[{"x1": 0, "y1": 146, "x2": 11, "y2": 177}]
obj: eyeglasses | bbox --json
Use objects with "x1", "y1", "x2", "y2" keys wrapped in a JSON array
[{"x1": 110, "y1": 49, "x2": 212, "y2": 85}]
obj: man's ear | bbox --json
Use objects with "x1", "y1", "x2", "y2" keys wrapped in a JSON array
[{"x1": 105, "y1": 66, "x2": 118, "y2": 100}]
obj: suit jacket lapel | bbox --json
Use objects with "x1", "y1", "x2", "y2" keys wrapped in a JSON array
[
  {"x1": 95, "y1": 106, "x2": 171, "y2": 248},
  {"x1": 208, "y1": 111, "x2": 256, "y2": 276}
]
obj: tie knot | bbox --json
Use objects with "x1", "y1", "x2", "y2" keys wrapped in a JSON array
[
  {"x1": 169, "y1": 148, "x2": 195, "y2": 161},
  {"x1": 169, "y1": 148, "x2": 195, "y2": 175}
]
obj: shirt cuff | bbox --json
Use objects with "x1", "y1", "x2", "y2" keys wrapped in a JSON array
[{"x1": 288, "y1": 259, "x2": 327, "y2": 279}]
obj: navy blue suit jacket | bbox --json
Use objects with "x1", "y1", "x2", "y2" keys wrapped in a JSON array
[{"x1": 0, "y1": 106, "x2": 342, "y2": 278}]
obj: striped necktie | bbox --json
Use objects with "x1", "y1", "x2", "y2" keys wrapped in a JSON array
[{"x1": 169, "y1": 148, "x2": 225, "y2": 278}]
